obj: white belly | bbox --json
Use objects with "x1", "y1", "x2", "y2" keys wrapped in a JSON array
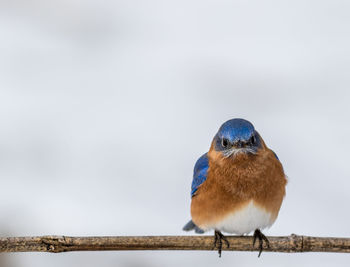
[{"x1": 208, "y1": 201, "x2": 274, "y2": 235}]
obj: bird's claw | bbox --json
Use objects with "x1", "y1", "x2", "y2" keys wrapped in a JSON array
[
  {"x1": 253, "y1": 229, "x2": 270, "y2": 257},
  {"x1": 213, "y1": 230, "x2": 230, "y2": 257}
]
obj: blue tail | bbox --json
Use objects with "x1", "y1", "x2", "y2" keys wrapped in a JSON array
[{"x1": 182, "y1": 220, "x2": 205, "y2": 234}]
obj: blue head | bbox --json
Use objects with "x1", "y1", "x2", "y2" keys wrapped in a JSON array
[{"x1": 213, "y1": 118, "x2": 262, "y2": 157}]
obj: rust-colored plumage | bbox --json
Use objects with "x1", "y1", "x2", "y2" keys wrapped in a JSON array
[{"x1": 191, "y1": 140, "x2": 287, "y2": 231}]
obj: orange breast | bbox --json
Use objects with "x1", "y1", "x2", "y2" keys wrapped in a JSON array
[{"x1": 191, "y1": 144, "x2": 287, "y2": 230}]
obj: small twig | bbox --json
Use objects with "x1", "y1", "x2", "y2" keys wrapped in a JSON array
[{"x1": 0, "y1": 235, "x2": 349, "y2": 253}]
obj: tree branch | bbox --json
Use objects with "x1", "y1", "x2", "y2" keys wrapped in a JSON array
[{"x1": 0, "y1": 235, "x2": 349, "y2": 253}]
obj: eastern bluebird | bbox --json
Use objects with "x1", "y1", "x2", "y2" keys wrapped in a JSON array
[{"x1": 183, "y1": 118, "x2": 287, "y2": 257}]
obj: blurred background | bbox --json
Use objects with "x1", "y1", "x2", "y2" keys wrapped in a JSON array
[{"x1": 0, "y1": 0, "x2": 350, "y2": 266}]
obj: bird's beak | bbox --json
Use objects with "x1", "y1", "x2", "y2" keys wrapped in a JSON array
[{"x1": 233, "y1": 140, "x2": 245, "y2": 149}]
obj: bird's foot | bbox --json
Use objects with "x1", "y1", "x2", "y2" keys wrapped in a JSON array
[
  {"x1": 213, "y1": 230, "x2": 230, "y2": 257},
  {"x1": 253, "y1": 229, "x2": 270, "y2": 257}
]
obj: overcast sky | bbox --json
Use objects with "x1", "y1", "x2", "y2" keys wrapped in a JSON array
[{"x1": 0, "y1": 1, "x2": 350, "y2": 266}]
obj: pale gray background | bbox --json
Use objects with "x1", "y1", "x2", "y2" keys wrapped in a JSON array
[{"x1": 0, "y1": 0, "x2": 349, "y2": 266}]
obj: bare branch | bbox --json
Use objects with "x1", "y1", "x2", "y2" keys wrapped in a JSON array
[{"x1": 0, "y1": 235, "x2": 349, "y2": 253}]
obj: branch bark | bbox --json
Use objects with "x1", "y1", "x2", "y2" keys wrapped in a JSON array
[{"x1": 0, "y1": 235, "x2": 349, "y2": 253}]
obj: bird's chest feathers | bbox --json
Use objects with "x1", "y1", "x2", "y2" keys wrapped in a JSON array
[
  {"x1": 191, "y1": 148, "x2": 286, "y2": 232},
  {"x1": 208, "y1": 153, "x2": 268, "y2": 197}
]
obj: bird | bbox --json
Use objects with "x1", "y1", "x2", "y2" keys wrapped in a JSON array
[{"x1": 183, "y1": 118, "x2": 287, "y2": 257}]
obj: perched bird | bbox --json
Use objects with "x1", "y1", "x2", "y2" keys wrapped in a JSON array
[{"x1": 183, "y1": 118, "x2": 287, "y2": 257}]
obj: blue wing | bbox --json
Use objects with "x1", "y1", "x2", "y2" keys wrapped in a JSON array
[
  {"x1": 191, "y1": 153, "x2": 209, "y2": 197},
  {"x1": 271, "y1": 150, "x2": 279, "y2": 160}
]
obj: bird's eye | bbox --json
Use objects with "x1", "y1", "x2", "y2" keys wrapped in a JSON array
[
  {"x1": 250, "y1": 135, "x2": 256, "y2": 145},
  {"x1": 221, "y1": 138, "x2": 229, "y2": 148}
]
